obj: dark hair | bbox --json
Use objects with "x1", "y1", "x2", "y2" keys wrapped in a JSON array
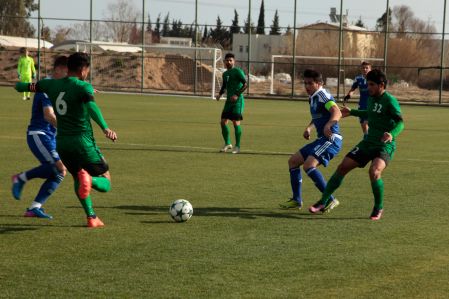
[
  {"x1": 366, "y1": 69, "x2": 388, "y2": 87},
  {"x1": 19, "y1": 47, "x2": 27, "y2": 53},
  {"x1": 303, "y1": 69, "x2": 323, "y2": 83},
  {"x1": 361, "y1": 61, "x2": 371, "y2": 67},
  {"x1": 53, "y1": 55, "x2": 68, "y2": 69},
  {"x1": 224, "y1": 53, "x2": 235, "y2": 59},
  {"x1": 67, "y1": 52, "x2": 90, "y2": 73}
]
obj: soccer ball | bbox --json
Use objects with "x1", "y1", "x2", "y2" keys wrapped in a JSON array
[{"x1": 169, "y1": 199, "x2": 193, "y2": 222}]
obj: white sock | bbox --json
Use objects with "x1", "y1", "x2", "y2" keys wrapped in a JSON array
[
  {"x1": 29, "y1": 201, "x2": 42, "y2": 210},
  {"x1": 19, "y1": 172, "x2": 28, "y2": 182}
]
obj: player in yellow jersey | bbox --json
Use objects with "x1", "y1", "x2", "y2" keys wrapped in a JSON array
[{"x1": 17, "y1": 47, "x2": 36, "y2": 100}]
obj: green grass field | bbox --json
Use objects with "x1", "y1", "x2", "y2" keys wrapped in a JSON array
[{"x1": 1, "y1": 86, "x2": 449, "y2": 298}]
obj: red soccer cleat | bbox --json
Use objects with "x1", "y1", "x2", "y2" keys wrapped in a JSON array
[
  {"x1": 87, "y1": 216, "x2": 104, "y2": 228},
  {"x1": 77, "y1": 169, "x2": 92, "y2": 199}
]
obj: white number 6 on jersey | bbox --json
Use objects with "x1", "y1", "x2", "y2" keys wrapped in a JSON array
[{"x1": 55, "y1": 92, "x2": 67, "y2": 115}]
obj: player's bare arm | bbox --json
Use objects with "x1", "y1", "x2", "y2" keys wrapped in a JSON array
[{"x1": 324, "y1": 105, "x2": 341, "y2": 138}]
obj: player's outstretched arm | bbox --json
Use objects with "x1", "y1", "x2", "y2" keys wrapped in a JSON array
[{"x1": 86, "y1": 101, "x2": 116, "y2": 141}]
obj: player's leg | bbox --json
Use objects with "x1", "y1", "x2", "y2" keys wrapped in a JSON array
[
  {"x1": 21, "y1": 76, "x2": 31, "y2": 100},
  {"x1": 220, "y1": 113, "x2": 232, "y2": 152},
  {"x1": 280, "y1": 151, "x2": 305, "y2": 209},
  {"x1": 12, "y1": 133, "x2": 60, "y2": 200},
  {"x1": 303, "y1": 135, "x2": 342, "y2": 206},
  {"x1": 368, "y1": 157, "x2": 388, "y2": 220},
  {"x1": 25, "y1": 160, "x2": 65, "y2": 219},
  {"x1": 231, "y1": 119, "x2": 242, "y2": 154}
]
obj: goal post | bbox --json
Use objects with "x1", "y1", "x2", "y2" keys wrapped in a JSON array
[
  {"x1": 270, "y1": 55, "x2": 384, "y2": 95},
  {"x1": 73, "y1": 41, "x2": 223, "y2": 98}
]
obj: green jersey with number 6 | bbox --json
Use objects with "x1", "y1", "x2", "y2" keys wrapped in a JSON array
[
  {"x1": 365, "y1": 91, "x2": 403, "y2": 146},
  {"x1": 35, "y1": 77, "x2": 96, "y2": 136}
]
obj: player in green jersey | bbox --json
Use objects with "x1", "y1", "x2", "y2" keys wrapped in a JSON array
[
  {"x1": 17, "y1": 47, "x2": 36, "y2": 100},
  {"x1": 216, "y1": 53, "x2": 247, "y2": 154},
  {"x1": 15, "y1": 52, "x2": 117, "y2": 228},
  {"x1": 309, "y1": 69, "x2": 404, "y2": 220}
]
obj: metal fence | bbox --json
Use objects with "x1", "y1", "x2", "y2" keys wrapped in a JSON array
[{"x1": 1, "y1": 0, "x2": 449, "y2": 103}]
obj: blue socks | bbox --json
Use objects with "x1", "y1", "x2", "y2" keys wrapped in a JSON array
[
  {"x1": 34, "y1": 172, "x2": 64, "y2": 205},
  {"x1": 306, "y1": 167, "x2": 334, "y2": 201},
  {"x1": 289, "y1": 167, "x2": 302, "y2": 203}
]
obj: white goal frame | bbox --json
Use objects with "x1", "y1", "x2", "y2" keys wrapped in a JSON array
[
  {"x1": 74, "y1": 42, "x2": 222, "y2": 98},
  {"x1": 270, "y1": 55, "x2": 384, "y2": 94}
]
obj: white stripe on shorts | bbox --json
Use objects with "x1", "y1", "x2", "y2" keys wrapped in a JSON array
[{"x1": 30, "y1": 132, "x2": 55, "y2": 163}]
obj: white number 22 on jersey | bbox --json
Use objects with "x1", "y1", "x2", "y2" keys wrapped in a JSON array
[{"x1": 55, "y1": 92, "x2": 67, "y2": 115}]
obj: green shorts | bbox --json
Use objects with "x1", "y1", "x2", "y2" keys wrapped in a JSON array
[
  {"x1": 346, "y1": 139, "x2": 396, "y2": 167},
  {"x1": 57, "y1": 133, "x2": 108, "y2": 176},
  {"x1": 222, "y1": 100, "x2": 244, "y2": 116}
]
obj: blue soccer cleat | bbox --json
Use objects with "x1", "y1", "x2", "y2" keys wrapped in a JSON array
[
  {"x1": 24, "y1": 208, "x2": 53, "y2": 219},
  {"x1": 11, "y1": 175, "x2": 25, "y2": 200}
]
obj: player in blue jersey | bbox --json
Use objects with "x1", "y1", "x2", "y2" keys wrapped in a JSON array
[
  {"x1": 279, "y1": 69, "x2": 342, "y2": 210},
  {"x1": 11, "y1": 56, "x2": 68, "y2": 219},
  {"x1": 343, "y1": 61, "x2": 372, "y2": 135}
]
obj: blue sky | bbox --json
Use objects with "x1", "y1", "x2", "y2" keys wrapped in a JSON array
[{"x1": 33, "y1": 0, "x2": 449, "y2": 32}]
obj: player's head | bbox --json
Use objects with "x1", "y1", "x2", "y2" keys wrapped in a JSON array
[
  {"x1": 53, "y1": 55, "x2": 68, "y2": 79},
  {"x1": 360, "y1": 61, "x2": 372, "y2": 76},
  {"x1": 366, "y1": 69, "x2": 387, "y2": 97},
  {"x1": 68, "y1": 52, "x2": 90, "y2": 80},
  {"x1": 224, "y1": 53, "x2": 236, "y2": 69},
  {"x1": 19, "y1": 47, "x2": 28, "y2": 56},
  {"x1": 303, "y1": 69, "x2": 323, "y2": 95}
]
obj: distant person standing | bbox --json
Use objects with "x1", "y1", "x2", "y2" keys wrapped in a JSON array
[
  {"x1": 17, "y1": 47, "x2": 36, "y2": 100},
  {"x1": 215, "y1": 53, "x2": 247, "y2": 154},
  {"x1": 343, "y1": 61, "x2": 372, "y2": 136}
]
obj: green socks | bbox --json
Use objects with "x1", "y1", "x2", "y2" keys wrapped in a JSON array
[
  {"x1": 321, "y1": 172, "x2": 345, "y2": 205},
  {"x1": 234, "y1": 125, "x2": 242, "y2": 147},
  {"x1": 92, "y1": 176, "x2": 111, "y2": 192},
  {"x1": 371, "y1": 179, "x2": 384, "y2": 210},
  {"x1": 221, "y1": 124, "x2": 231, "y2": 145}
]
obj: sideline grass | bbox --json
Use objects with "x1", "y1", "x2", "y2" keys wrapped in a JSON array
[{"x1": 1, "y1": 86, "x2": 449, "y2": 298}]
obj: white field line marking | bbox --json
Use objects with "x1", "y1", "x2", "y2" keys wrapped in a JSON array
[{"x1": 2, "y1": 134, "x2": 449, "y2": 163}]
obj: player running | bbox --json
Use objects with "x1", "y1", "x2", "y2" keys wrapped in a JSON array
[
  {"x1": 15, "y1": 52, "x2": 117, "y2": 228},
  {"x1": 343, "y1": 61, "x2": 372, "y2": 136},
  {"x1": 216, "y1": 53, "x2": 247, "y2": 154},
  {"x1": 17, "y1": 47, "x2": 36, "y2": 100},
  {"x1": 309, "y1": 69, "x2": 404, "y2": 220},
  {"x1": 12, "y1": 56, "x2": 68, "y2": 219},
  {"x1": 280, "y1": 69, "x2": 342, "y2": 210}
]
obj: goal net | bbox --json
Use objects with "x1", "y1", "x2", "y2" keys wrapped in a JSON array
[
  {"x1": 74, "y1": 42, "x2": 223, "y2": 97},
  {"x1": 270, "y1": 55, "x2": 384, "y2": 96}
]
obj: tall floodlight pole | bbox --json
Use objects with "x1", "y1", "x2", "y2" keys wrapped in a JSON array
[
  {"x1": 291, "y1": 0, "x2": 297, "y2": 97},
  {"x1": 89, "y1": 0, "x2": 93, "y2": 82},
  {"x1": 194, "y1": 0, "x2": 198, "y2": 95},
  {"x1": 439, "y1": 0, "x2": 447, "y2": 104},
  {"x1": 336, "y1": 0, "x2": 344, "y2": 99},
  {"x1": 37, "y1": 0, "x2": 41, "y2": 80},
  {"x1": 247, "y1": 0, "x2": 251, "y2": 95},
  {"x1": 141, "y1": 0, "x2": 145, "y2": 93},
  {"x1": 383, "y1": 0, "x2": 390, "y2": 74}
]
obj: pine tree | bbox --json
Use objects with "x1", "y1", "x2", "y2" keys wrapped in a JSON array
[
  {"x1": 230, "y1": 9, "x2": 241, "y2": 34},
  {"x1": 202, "y1": 25, "x2": 208, "y2": 42},
  {"x1": 256, "y1": 0, "x2": 265, "y2": 34},
  {"x1": 244, "y1": 17, "x2": 256, "y2": 34},
  {"x1": 153, "y1": 14, "x2": 161, "y2": 42},
  {"x1": 376, "y1": 7, "x2": 392, "y2": 31},
  {"x1": 162, "y1": 13, "x2": 170, "y2": 37},
  {"x1": 355, "y1": 16, "x2": 365, "y2": 28},
  {"x1": 270, "y1": 9, "x2": 280, "y2": 35},
  {"x1": 146, "y1": 14, "x2": 152, "y2": 32},
  {"x1": 0, "y1": 0, "x2": 37, "y2": 36}
]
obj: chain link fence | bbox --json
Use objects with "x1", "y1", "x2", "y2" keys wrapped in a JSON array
[{"x1": 1, "y1": 0, "x2": 449, "y2": 103}]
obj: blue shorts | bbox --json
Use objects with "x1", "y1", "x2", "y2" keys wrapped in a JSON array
[
  {"x1": 299, "y1": 134, "x2": 342, "y2": 167},
  {"x1": 27, "y1": 131, "x2": 60, "y2": 164}
]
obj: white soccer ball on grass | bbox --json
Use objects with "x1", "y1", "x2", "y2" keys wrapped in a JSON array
[{"x1": 169, "y1": 199, "x2": 193, "y2": 222}]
